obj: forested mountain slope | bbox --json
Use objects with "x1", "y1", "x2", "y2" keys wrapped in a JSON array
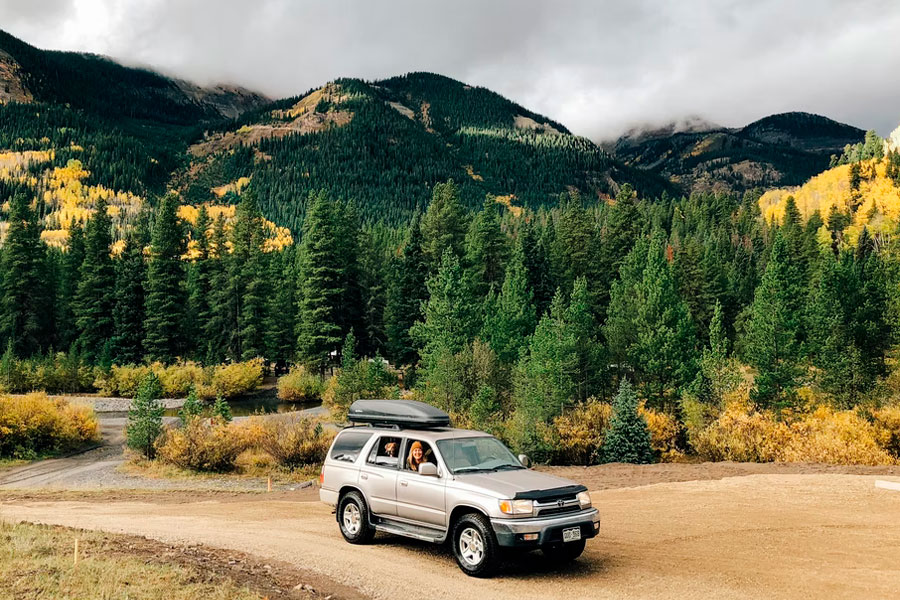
[
  {"x1": 614, "y1": 112, "x2": 865, "y2": 195},
  {"x1": 182, "y1": 73, "x2": 674, "y2": 228}
]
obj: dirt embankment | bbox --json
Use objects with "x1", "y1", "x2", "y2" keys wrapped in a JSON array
[{"x1": 3, "y1": 468, "x2": 900, "y2": 600}]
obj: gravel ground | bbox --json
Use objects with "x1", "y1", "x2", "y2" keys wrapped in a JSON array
[{"x1": 5, "y1": 473, "x2": 900, "y2": 599}]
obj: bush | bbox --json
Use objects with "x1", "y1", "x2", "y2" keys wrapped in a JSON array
[
  {"x1": 256, "y1": 416, "x2": 334, "y2": 471},
  {"x1": 277, "y1": 366, "x2": 324, "y2": 402},
  {"x1": 323, "y1": 357, "x2": 398, "y2": 421},
  {"x1": 156, "y1": 418, "x2": 247, "y2": 472},
  {"x1": 94, "y1": 360, "x2": 264, "y2": 399},
  {"x1": 691, "y1": 399, "x2": 898, "y2": 465},
  {"x1": 549, "y1": 398, "x2": 612, "y2": 465},
  {"x1": 639, "y1": 403, "x2": 683, "y2": 461},
  {"x1": 602, "y1": 380, "x2": 655, "y2": 464},
  {"x1": 125, "y1": 373, "x2": 165, "y2": 460},
  {"x1": 0, "y1": 392, "x2": 100, "y2": 459},
  {"x1": 0, "y1": 350, "x2": 96, "y2": 395},
  {"x1": 211, "y1": 358, "x2": 264, "y2": 398}
]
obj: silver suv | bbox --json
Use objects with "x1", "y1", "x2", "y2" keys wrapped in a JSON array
[{"x1": 319, "y1": 400, "x2": 599, "y2": 576}]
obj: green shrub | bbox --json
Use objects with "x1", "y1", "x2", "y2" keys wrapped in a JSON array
[
  {"x1": 323, "y1": 356, "x2": 398, "y2": 421},
  {"x1": 95, "y1": 360, "x2": 264, "y2": 399},
  {"x1": 277, "y1": 366, "x2": 324, "y2": 402},
  {"x1": 0, "y1": 349, "x2": 96, "y2": 395},
  {"x1": 125, "y1": 373, "x2": 165, "y2": 460},
  {"x1": 602, "y1": 379, "x2": 655, "y2": 464},
  {"x1": 178, "y1": 385, "x2": 203, "y2": 424},
  {"x1": 211, "y1": 395, "x2": 232, "y2": 422},
  {"x1": 0, "y1": 392, "x2": 100, "y2": 459}
]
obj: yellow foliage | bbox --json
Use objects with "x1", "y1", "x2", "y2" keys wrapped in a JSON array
[
  {"x1": 211, "y1": 176, "x2": 251, "y2": 198},
  {"x1": 179, "y1": 203, "x2": 292, "y2": 256},
  {"x1": 156, "y1": 418, "x2": 247, "y2": 472},
  {"x1": 639, "y1": 403, "x2": 683, "y2": 460},
  {"x1": 760, "y1": 158, "x2": 900, "y2": 244},
  {"x1": 691, "y1": 398, "x2": 898, "y2": 465},
  {"x1": 0, "y1": 392, "x2": 100, "y2": 458},
  {"x1": 550, "y1": 398, "x2": 612, "y2": 465},
  {"x1": 210, "y1": 358, "x2": 264, "y2": 398},
  {"x1": 95, "y1": 360, "x2": 262, "y2": 399},
  {"x1": 277, "y1": 365, "x2": 324, "y2": 402}
]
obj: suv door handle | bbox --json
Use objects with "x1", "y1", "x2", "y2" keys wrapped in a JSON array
[
  {"x1": 400, "y1": 480, "x2": 408, "y2": 486},
  {"x1": 360, "y1": 473, "x2": 368, "y2": 480}
]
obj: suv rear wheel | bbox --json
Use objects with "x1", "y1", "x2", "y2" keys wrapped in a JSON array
[
  {"x1": 451, "y1": 512, "x2": 499, "y2": 577},
  {"x1": 338, "y1": 491, "x2": 375, "y2": 544}
]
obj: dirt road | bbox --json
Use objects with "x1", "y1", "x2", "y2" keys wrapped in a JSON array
[{"x1": 4, "y1": 472, "x2": 899, "y2": 599}]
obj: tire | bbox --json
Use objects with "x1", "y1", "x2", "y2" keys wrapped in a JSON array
[
  {"x1": 451, "y1": 512, "x2": 500, "y2": 577},
  {"x1": 338, "y1": 491, "x2": 375, "y2": 544},
  {"x1": 542, "y1": 538, "x2": 586, "y2": 563}
]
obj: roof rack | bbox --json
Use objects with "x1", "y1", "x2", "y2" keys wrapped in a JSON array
[{"x1": 347, "y1": 399, "x2": 450, "y2": 429}]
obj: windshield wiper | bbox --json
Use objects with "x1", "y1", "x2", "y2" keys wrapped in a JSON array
[
  {"x1": 453, "y1": 466, "x2": 493, "y2": 473},
  {"x1": 491, "y1": 464, "x2": 525, "y2": 471}
]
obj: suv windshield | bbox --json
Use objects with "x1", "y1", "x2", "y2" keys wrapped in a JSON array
[{"x1": 437, "y1": 436, "x2": 524, "y2": 474}]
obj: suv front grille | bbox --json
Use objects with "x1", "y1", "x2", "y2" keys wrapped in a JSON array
[
  {"x1": 536, "y1": 504, "x2": 581, "y2": 517},
  {"x1": 534, "y1": 496, "x2": 581, "y2": 517}
]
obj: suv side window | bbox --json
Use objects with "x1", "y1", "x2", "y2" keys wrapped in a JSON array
[
  {"x1": 367, "y1": 436, "x2": 401, "y2": 468},
  {"x1": 330, "y1": 430, "x2": 373, "y2": 463},
  {"x1": 403, "y1": 438, "x2": 436, "y2": 472}
]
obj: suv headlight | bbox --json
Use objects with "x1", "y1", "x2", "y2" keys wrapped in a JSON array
[
  {"x1": 498, "y1": 499, "x2": 534, "y2": 515},
  {"x1": 577, "y1": 491, "x2": 592, "y2": 509}
]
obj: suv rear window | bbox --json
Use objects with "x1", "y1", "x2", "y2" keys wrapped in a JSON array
[{"x1": 330, "y1": 430, "x2": 373, "y2": 463}]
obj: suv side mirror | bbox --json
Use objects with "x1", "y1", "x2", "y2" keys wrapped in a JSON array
[
  {"x1": 518, "y1": 454, "x2": 531, "y2": 468},
  {"x1": 418, "y1": 462, "x2": 438, "y2": 477}
]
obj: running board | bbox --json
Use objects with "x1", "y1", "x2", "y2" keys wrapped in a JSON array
[{"x1": 374, "y1": 518, "x2": 447, "y2": 543}]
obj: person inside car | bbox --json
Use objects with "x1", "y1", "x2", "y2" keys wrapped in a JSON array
[
  {"x1": 407, "y1": 440, "x2": 433, "y2": 472},
  {"x1": 384, "y1": 441, "x2": 398, "y2": 457}
]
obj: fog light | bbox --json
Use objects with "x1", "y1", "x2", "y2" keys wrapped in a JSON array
[
  {"x1": 522, "y1": 533, "x2": 539, "y2": 541},
  {"x1": 593, "y1": 522, "x2": 600, "y2": 530}
]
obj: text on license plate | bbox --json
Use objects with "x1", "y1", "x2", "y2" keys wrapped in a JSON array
[{"x1": 562, "y1": 527, "x2": 581, "y2": 542}]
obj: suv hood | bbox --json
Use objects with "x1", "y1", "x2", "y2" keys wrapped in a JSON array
[{"x1": 452, "y1": 468, "x2": 582, "y2": 500}]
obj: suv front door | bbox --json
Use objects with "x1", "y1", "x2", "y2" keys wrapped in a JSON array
[{"x1": 396, "y1": 438, "x2": 446, "y2": 527}]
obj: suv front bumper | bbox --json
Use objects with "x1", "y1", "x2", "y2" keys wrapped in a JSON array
[{"x1": 490, "y1": 507, "x2": 600, "y2": 547}]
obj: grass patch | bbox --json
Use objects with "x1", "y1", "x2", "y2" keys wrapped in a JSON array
[{"x1": 0, "y1": 521, "x2": 263, "y2": 600}]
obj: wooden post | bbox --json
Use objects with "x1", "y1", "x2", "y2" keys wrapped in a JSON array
[
  {"x1": 267, "y1": 476, "x2": 272, "y2": 492},
  {"x1": 73, "y1": 538, "x2": 79, "y2": 566}
]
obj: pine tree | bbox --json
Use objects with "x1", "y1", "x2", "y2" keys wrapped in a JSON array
[
  {"x1": 597, "y1": 184, "x2": 641, "y2": 312},
  {"x1": 178, "y1": 384, "x2": 203, "y2": 424},
  {"x1": 464, "y1": 196, "x2": 508, "y2": 299},
  {"x1": 75, "y1": 197, "x2": 115, "y2": 362},
  {"x1": 186, "y1": 205, "x2": 213, "y2": 359},
  {"x1": 420, "y1": 181, "x2": 468, "y2": 272},
  {"x1": 265, "y1": 248, "x2": 296, "y2": 368},
  {"x1": 296, "y1": 192, "x2": 345, "y2": 372},
  {"x1": 602, "y1": 379, "x2": 654, "y2": 464},
  {"x1": 632, "y1": 232, "x2": 698, "y2": 408},
  {"x1": 410, "y1": 248, "x2": 479, "y2": 370},
  {"x1": 211, "y1": 394, "x2": 232, "y2": 422},
  {"x1": 743, "y1": 232, "x2": 806, "y2": 408},
  {"x1": 519, "y1": 218, "x2": 554, "y2": 317},
  {"x1": 566, "y1": 276, "x2": 606, "y2": 402},
  {"x1": 205, "y1": 214, "x2": 231, "y2": 364},
  {"x1": 56, "y1": 219, "x2": 84, "y2": 350},
  {"x1": 126, "y1": 372, "x2": 165, "y2": 460},
  {"x1": 0, "y1": 192, "x2": 50, "y2": 356},
  {"x1": 231, "y1": 192, "x2": 268, "y2": 361},
  {"x1": 111, "y1": 220, "x2": 147, "y2": 365},
  {"x1": 144, "y1": 194, "x2": 187, "y2": 364},
  {"x1": 481, "y1": 242, "x2": 536, "y2": 364},
  {"x1": 384, "y1": 213, "x2": 428, "y2": 367}
]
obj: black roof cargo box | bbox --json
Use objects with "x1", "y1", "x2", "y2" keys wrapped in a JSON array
[{"x1": 347, "y1": 399, "x2": 450, "y2": 429}]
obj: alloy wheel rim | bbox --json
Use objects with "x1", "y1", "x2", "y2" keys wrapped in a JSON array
[
  {"x1": 458, "y1": 527, "x2": 485, "y2": 566},
  {"x1": 343, "y1": 503, "x2": 361, "y2": 535}
]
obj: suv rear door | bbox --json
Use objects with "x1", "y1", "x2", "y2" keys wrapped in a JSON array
[{"x1": 359, "y1": 435, "x2": 402, "y2": 516}]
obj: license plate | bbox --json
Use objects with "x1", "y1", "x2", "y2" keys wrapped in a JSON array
[{"x1": 562, "y1": 527, "x2": 581, "y2": 542}]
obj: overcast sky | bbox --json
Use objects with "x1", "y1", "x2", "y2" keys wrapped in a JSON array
[{"x1": 2, "y1": 0, "x2": 899, "y2": 140}]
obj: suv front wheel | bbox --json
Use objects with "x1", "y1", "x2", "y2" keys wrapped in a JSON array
[
  {"x1": 451, "y1": 513, "x2": 499, "y2": 577},
  {"x1": 338, "y1": 491, "x2": 375, "y2": 544}
]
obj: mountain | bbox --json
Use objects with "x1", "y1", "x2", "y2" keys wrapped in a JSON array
[
  {"x1": 612, "y1": 112, "x2": 866, "y2": 195},
  {"x1": 0, "y1": 29, "x2": 672, "y2": 235},
  {"x1": 180, "y1": 72, "x2": 673, "y2": 228},
  {"x1": 0, "y1": 29, "x2": 269, "y2": 124}
]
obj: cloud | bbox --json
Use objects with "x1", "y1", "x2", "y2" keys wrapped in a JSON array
[{"x1": 1, "y1": 0, "x2": 899, "y2": 140}]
